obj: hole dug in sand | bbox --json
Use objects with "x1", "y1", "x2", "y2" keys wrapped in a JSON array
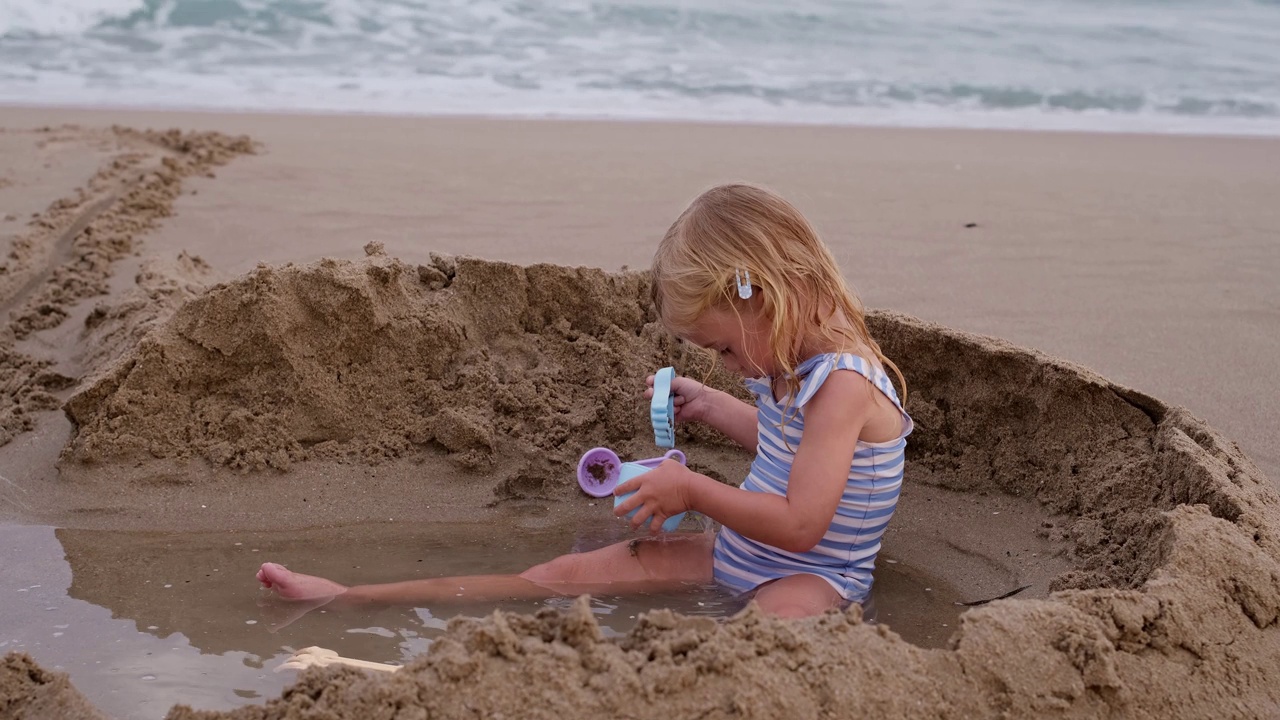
[{"x1": 7, "y1": 254, "x2": 1278, "y2": 718}]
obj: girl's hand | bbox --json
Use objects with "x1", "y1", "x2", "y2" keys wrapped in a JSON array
[
  {"x1": 612, "y1": 460, "x2": 698, "y2": 534},
  {"x1": 644, "y1": 374, "x2": 717, "y2": 425}
]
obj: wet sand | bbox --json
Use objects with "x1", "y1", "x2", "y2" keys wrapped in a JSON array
[{"x1": 1, "y1": 109, "x2": 1278, "y2": 718}]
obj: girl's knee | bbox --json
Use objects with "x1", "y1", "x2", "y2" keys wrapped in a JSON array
[
  {"x1": 755, "y1": 594, "x2": 834, "y2": 618},
  {"x1": 753, "y1": 574, "x2": 844, "y2": 618},
  {"x1": 520, "y1": 542, "x2": 642, "y2": 586},
  {"x1": 762, "y1": 600, "x2": 821, "y2": 618},
  {"x1": 521, "y1": 536, "x2": 712, "y2": 589},
  {"x1": 519, "y1": 553, "x2": 586, "y2": 585}
]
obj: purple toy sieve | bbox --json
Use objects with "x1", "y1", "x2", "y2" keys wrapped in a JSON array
[
  {"x1": 577, "y1": 447, "x2": 622, "y2": 497},
  {"x1": 576, "y1": 447, "x2": 687, "y2": 498}
]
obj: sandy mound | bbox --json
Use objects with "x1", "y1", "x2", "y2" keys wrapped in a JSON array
[
  {"x1": 63, "y1": 246, "x2": 736, "y2": 496},
  {"x1": 0, "y1": 653, "x2": 106, "y2": 720},
  {"x1": 869, "y1": 314, "x2": 1273, "y2": 594},
  {"x1": 23, "y1": 253, "x2": 1280, "y2": 717}
]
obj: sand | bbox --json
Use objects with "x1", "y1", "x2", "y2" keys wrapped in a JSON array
[
  {"x1": 1, "y1": 124, "x2": 253, "y2": 449},
  {"x1": 0, "y1": 653, "x2": 107, "y2": 720},
  {"x1": 1, "y1": 111, "x2": 1278, "y2": 718}
]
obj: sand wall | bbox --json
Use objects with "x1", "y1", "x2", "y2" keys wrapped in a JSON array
[{"x1": 0, "y1": 653, "x2": 108, "y2": 720}]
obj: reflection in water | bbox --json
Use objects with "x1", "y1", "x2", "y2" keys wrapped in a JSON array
[
  {"x1": 3, "y1": 520, "x2": 962, "y2": 718},
  {"x1": 1, "y1": 524, "x2": 293, "y2": 720}
]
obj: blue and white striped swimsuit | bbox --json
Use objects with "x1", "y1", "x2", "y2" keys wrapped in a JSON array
[{"x1": 712, "y1": 352, "x2": 914, "y2": 604}]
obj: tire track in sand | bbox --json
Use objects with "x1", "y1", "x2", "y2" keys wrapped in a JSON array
[{"x1": 0, "y1": 126, "x2": 255, "y2": 448}]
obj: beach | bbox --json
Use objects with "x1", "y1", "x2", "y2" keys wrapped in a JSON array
[
  {"x1": 4, "y1": 107, "x2": 1277, "y2": 487},
  {"x1": 1, "y1": 107, "x2": 1278, "y2": 718}
]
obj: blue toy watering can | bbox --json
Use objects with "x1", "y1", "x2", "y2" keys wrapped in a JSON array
[
  {"x1": 576, "y1": 447, "x2": 688, "y2": 532},
  {"x1": 576, "y1": 367, "x2": 688, "y2": 532}
]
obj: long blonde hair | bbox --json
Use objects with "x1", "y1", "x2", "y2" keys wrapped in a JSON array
[{"x1": 651, "y1": 183, "x2": 906, "y2": 408}]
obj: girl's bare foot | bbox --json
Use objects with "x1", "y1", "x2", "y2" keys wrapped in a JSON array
[{"x1": 256, "y1": 562, "x2": 349, "y2": 601}]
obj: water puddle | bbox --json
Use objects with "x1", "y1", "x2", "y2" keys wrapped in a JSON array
[{"x1": 2, "y1": 521, "x2": 962, "y2": 719}]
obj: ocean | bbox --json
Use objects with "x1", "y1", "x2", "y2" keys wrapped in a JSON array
[{"x1": 1, "y1": 0, "x2": 1278, "y2": 135}]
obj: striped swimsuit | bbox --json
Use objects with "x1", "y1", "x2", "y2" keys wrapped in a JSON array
[{"x1": 712, "y1": 353, "x2": 914, "y2": 604}]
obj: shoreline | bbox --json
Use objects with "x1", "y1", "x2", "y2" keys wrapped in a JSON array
[{"x1": 5, "y1": 101, "x2": 1280, "y2": 141}]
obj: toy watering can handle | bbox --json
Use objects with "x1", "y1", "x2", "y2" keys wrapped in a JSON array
[
  {"x1": 652, "y1": 366, "x2": 676, "y2": 448},
  {"x1": 631, "y1": 448, "x2": 686, "y2": 470}
]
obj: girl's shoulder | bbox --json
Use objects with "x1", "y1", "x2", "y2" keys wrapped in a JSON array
[
  {"x1": 797, "y1": 353, "x2": 914, "y2": 443},
  {"x1": 795, "y1": 352, "x2": 899, "y2": 407}
]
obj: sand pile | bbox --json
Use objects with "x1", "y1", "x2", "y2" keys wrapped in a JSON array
[
  {"x1": 868, "y1": 314, "x2": 1273, "y2": 594},
  {"x1": 9, "y1": 251, "x2": 1280, "y2": 717},
  {"x1": 0, "y1": 653, "x2": 106, "y2": 720},
  {"x1": 64, "y1": 246, "x2": 735, "y2": 497}
]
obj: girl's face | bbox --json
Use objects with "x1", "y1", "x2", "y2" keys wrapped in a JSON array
[{"x1": 682, "y1": 304, "x2": 775, "y2": 378}]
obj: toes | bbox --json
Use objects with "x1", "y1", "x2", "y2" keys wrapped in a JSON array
[{"x1": 257, "y1": 562, "x2": 289, "y2": 588}]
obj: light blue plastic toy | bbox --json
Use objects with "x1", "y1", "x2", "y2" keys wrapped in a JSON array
[
  {"x1": 651, "y1": 366, "x2": 676, "y2": 448},
  {"x1": 577, "y1": 447, "x2": 688, "y2": 532},
  {"x1": 576, "y1": 365, "x2": 687, "y2": 532}
]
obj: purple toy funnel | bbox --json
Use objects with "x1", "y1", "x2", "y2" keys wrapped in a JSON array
[{"x1": 577, "y1": 447, "x2": 621, "y2": 497}]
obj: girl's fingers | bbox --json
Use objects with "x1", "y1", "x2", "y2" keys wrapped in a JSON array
[
  {"x1": 612, "y1": 495, "x2": 638, "y2": 517},
  {"x1": 647, "y1": 514, "x2": 668, "y2": 535},
  {"x1": 613, "y1": 482, "x2": 646, "y2": 519},
  {"x1": 629, "y1": 505, "x2": 654, "y2": 531}
]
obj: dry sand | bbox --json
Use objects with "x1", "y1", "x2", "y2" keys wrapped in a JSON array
[{"x1": 0, "y1": 110, "x2": 1278, "y2": 719}]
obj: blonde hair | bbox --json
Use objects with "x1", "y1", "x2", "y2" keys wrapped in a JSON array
[{"x1": 651, "y1": 183, "x2": 906, "y2": 409}]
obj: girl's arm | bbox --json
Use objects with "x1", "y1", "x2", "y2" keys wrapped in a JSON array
[
  {"x1": 621, "y1": 371, "x2": 871, "y2": 553},
  {"x1": 700, "y1": 388, "x2": 759, "y2": 453}
]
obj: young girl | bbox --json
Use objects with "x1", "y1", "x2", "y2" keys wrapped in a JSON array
[{"x1": 257, "y1": 183, "x2": 912, "y2": 619}]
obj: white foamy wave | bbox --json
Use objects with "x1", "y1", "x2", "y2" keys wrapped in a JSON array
[
  {"x1": 7, "y1": 68, "x2": 1280, "y2": 138},
  {"x1": 1, "y1": 0, "x2": 1278, "y2": 135},
  {"x1": 0, "y1": 0, "x2": 144, "y2": 36}
]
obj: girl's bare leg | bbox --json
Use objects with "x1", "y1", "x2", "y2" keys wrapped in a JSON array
[
  {"x1": 257, "y1": 532, "x2": 715, "y2": 608},
  {"x1": 750, "y1": 573, "x2": 846, "y2": 618}
]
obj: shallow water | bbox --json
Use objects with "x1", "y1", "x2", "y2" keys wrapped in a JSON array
[{"x1": 1, "y1": 520, "x2": 962, "y2": 719}]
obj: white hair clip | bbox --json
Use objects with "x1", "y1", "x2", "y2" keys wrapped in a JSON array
[{"x1": 735, "y1": 269, "x2": 753, "y2": 299}]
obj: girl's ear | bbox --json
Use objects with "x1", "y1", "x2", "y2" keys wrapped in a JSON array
[{"x1": 742, "y1": 287, "x2": 768, "y2": 315}]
